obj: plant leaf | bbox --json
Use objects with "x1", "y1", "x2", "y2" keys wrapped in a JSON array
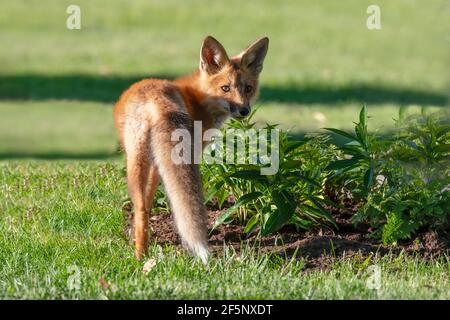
[
  {"x1": 211, "y1": 192, "x2": 262, "y2": 231},
  {"x1": 433, "y1": 144, "x2": 450, "y2": 153},
  {"x1": 359, "y1": 104, "x2": 367, "y2": 128},
  {"x1": 284, "y1": 140, "x2": 306, "y2": 154},
  {"x1": 204, "y1": 180, "x2": 225, "y2": 203},
  {"x1": 295, "y1": 174, "x2": 321, "y2": 187},
  {"x1": 280, "y1": 159, "x2": 303, "y2": 170},
  {"x1": 323, "y1": 128, "x2": 358, "y2": 141},
  {"x1": 243, "y1": 215, "x2": 259, "y2": 234},
  {"x1": 308, "y1": 196, "x2": 336, "y2": 225},
  {"x1": 229, "y1": 170, "x2": 268, "y2": 182},
  {"x1": 363, "y1": 166, "x2": 374, "y2": 191},
  {"x1": 326, "y1": 158, "x2": 360, "y2": 170},
  {"x1": 261, "y1": 190, "x2": 296, "y2": 236}
]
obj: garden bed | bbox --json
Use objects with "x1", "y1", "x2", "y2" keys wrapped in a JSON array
[{"x1": 123, "y1": 205, "x2": 449, "y2": 271}]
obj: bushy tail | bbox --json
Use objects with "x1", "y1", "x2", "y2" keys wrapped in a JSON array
[{"x1": 151, "y1": 111, "x2": 209, "y2": 263}]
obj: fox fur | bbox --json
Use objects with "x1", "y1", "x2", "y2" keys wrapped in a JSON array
[{"x1": 113, "y1": 35, "x2": 269, "y2": 263}]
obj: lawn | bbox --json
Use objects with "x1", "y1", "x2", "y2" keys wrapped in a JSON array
[
  {"x1": 0, "y1": 0, "x2": 448, "y2": 299},
  {"x1": 1, "y1": 162, "x2": 448, "y2": 299}
]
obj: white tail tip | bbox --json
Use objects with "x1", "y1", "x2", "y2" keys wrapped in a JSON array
[{"x1": 194, "y1": 245, "x2": 209, "y2": 265}]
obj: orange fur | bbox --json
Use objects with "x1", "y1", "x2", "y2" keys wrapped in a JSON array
[{"x1": 113, "y1": 36, "x2": 269, "y2": 262}]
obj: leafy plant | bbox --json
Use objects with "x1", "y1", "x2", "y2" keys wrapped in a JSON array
[
  {"x1": 326, "y1": 106, "x2": 450, "y2": 244},
  {"x1": 203, "y1": 110, "x2": 337, "y2": 236},
  {"x1": 201, "y1": 105, "x2": 449, "y2": 244}
]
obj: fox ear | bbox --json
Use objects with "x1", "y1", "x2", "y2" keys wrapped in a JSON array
[
  {"x1": 200, "y1": 36, "x2": 230, "y2": 75},
  {"x1": 239, "y1": 37, "x2": 269, "y2": 75}
]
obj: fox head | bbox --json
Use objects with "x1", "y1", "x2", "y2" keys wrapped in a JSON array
[{"x1": 199, "y1": 35, "x2": 269, "y2": 119}]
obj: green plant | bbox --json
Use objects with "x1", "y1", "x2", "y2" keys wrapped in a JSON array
[
  {"x1": 203, "y1": 110, "x2": 336, "y2": 236},
  {"x1": 324, "y1": 105, "x2": 391, "y2": 198},
  {"x1": 202, "y1": 106, "x2": 449, "y2": 244},
  {"x1": 326, "y1": 106, "x2": 450, "y2": 244}
]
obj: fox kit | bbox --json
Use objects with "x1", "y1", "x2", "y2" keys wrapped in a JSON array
[{"x1": 113, "y1": 36, "x2": 269, "y2": 263}]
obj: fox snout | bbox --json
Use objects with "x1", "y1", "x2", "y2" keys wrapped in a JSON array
[
  {"x1": 229, "y1": 103, "x2": 251, "y2": 118},
  {"x1": 239, "y1": 105, "x2": 250, "y2": 117}
]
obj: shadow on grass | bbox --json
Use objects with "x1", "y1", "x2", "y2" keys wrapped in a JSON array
[
  {"x1": 0, "y1": 151, "x2": 120, "y2": 160},
  {"x1": 260, "y1": 84, "x2": 448, "y2": 106},
  {"x1": 0, "y1": 74, "x2": 446, "y2": 159},
  {"x1": 0, "y1": 130, "x2": 393, "y2": 160},
  {"x1": 0, "y1": 74, "x2": 447, "y2": 106}
]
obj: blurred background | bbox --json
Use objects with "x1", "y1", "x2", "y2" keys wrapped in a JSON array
[{"x1": 0, "y1": 0, "x2": 448, "y2": 160}]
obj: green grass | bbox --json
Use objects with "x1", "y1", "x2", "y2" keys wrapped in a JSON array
[
  {"x1": 1, "y1": 0, "x2": 448, "y2": 150},
  {"x1": 0, "y1": 101, "x2": 117, "y2": 158},
  {"x1": 0, "y1": 0, "x2": 448, "y2": 299},
  {"x1": 1, "y1": 163, "x2": 448, "y2": 299}
]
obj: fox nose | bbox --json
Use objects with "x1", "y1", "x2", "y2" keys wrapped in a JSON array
[{"x1": 239, "y1": 106, "x2": 250, "y2": 117}]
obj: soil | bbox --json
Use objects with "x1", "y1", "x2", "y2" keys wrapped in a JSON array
[{"x1": 122, "y1": 202, "x2": 449, "y2": 271}]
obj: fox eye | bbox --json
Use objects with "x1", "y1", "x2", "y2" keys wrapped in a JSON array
[
  {"x1": 221, "y1": 85, "x2": 230, "y2": 93},
  {"x1": 245, "y1": 85, "x2": 253, "y2": 93}
]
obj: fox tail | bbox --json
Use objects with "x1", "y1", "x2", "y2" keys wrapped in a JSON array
[{"x1": 151, "y1": 111, "x2": 209, "y2": 264}]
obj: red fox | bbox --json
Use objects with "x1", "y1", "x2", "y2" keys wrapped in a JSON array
[{"x1": 113, "y1": 36, "x2": 269, "y2": 263}]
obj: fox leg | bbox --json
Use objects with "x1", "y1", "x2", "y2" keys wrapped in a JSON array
[
  {"x1": 126, "y1": 152, "x2": 150, "y2": 259},
  {"x1": 123, "y1": 117, "x2": 153, "y2": 260},
  {"x1": 144, "y1": 165, "x2": 160, "y2": 218}
]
